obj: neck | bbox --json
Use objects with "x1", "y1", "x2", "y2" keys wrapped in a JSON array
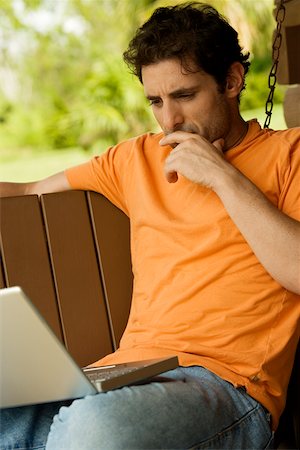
[{"x1": 224, "y1": 117, "x2": 248, "y2": 151}]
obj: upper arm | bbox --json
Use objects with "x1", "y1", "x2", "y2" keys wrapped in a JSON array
[{"x1": 28, "y1": 171, "x2": 72, "y2": 196}]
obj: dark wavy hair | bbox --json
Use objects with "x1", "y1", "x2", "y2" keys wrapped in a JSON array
[{"x1": 123, "y1": 2, "x2": 250, "y2": 92}]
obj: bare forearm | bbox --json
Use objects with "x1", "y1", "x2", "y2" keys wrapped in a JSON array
[
  {"x1": 0, "y1": 172, "x2": 71, "y2": 198},
  {"x1": 216, "y1": 167, "x2": 300, "y2": 294}
]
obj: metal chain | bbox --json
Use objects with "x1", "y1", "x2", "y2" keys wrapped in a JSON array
[{"x1": 264, "y1": 0, "x2": 286, "y2": 128}]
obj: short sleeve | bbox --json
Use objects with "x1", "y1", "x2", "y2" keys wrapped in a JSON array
[{"x1": 65, "y1": 141, "x2": 134, "y2": 215}]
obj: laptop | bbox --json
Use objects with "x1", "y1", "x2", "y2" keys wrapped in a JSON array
[{"x1": 0, "y1": 286, "x2": 178, "y2": 408}]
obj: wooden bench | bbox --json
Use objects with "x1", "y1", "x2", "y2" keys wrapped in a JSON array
[
  {"x1": 0, "y1": 191, "x2": 133, "y2": 367},
  {"x1": 0, "y1": 191, "x2": 298, "y2": 448}
]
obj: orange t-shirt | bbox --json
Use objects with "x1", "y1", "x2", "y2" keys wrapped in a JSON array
[{"x1": 65, "y1": 120, "x2": 300, "y2": 430}]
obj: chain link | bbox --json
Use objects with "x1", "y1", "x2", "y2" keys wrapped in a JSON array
[{"x1": 264, "y1": 0, "x2": 286, "y2": 128}]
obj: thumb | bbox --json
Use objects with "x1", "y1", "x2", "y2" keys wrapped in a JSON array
[{"x1": 212, "y1": 138, "x2": 225, "y2": 153}]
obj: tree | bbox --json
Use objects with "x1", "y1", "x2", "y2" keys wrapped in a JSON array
[{"x1": 0, "y1": 0, "x2": 280, "y2": 151}]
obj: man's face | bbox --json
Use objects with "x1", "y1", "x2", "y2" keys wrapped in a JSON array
[{"x1": 142, "y1": 58, "x2": 232, "y2": 144}]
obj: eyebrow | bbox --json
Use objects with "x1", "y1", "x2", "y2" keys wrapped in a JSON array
[{"x1": 146, "y1": 84, "x2": 201, "y2": 101}]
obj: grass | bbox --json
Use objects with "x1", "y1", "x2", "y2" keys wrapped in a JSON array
[
  {"x1": 0, "y1": 105, "x2": 286, "y2": 182},
  {"x1": 0, "y1": 147, "x2": 95, "y2": 182}
]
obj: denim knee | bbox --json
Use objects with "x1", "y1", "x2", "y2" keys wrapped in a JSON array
[
  {"x1": 45, "y1": 368, "x2": 274, "y2": 450},
  {"x1": 46, "y1": 390, "x2": 154, "y2": 450}
]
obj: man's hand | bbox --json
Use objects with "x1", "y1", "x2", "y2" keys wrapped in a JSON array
[
  {"x1": 160, "y1": 130, "x2": 300, "y2": 293},
  {"x1": 159, "y1": 131, "x2": 227, "y2": 189}
]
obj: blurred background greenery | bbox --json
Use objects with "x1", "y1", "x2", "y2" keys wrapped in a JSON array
[{"x1": 0, "y1": 0, "x2": 287, "y2": 181}]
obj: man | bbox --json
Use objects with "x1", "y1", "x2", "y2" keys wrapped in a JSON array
[{"x1": 1, "y1": 3, "x2": 299, "y2": 449}]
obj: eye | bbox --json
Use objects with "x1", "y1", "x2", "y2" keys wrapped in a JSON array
[
  {"x1": 177, "y1": 93, "x2": 195, "y2": 100},
  {"x1": 149, "y1": 98, "x2": 162, "y2": 107}
]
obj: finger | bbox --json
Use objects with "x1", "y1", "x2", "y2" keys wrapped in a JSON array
[
  {"x1": 159, "y1": 131, "x2": 196, "y2": 147},
  {"x1": 212, "y1": 138, "x2": 225, "y2": 153},
  {"x1": 164, "y1": 153, "x2": 179, "y2": 182}
]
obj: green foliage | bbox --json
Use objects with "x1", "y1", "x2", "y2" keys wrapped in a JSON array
[
  {"x1": 241, "y1": 64, "x2": 285, "y2": 112},
  {"x1": 0, "y1": 0, "x2": 157, "y2": 152},
  {"x1": 0, "y1": 0, "x2": 282, "y2": 153}
]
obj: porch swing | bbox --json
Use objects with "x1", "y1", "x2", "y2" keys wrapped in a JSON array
[
  {"x1": 266, "y1": 1, "x2": 300, "y2": 449},
  {"x1": 264, "y1": 0, "x2": 300, "y2": 129}
]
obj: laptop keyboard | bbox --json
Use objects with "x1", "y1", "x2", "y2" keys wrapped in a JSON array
[{"x1": 85, "y1": 366, "x2": 137, "y2": 383}]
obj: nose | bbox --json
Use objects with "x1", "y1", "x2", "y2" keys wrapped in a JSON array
[{"x1": 161, "y1": 101, "x2": 184, "y2": 133}]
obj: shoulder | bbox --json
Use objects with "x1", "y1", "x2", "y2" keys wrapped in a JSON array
[
  {"x1": 268, "y1": 126, "x2": 300, "y2": 147},
  {"x1": 114, "y1": 131, "x2": 164, "y2": 153},
  {"x1": 271, "y1": 125, "x2": 300, "y2": 139},
  {"x1": 244, "y1": 121, "x2": 300, "y2": 161},
  {"x1": 267, "y1": 127, "x2": 300, "y2": 170},
  {"x1": 105, "y1": 132, "x2": 164, "y2": 169}
]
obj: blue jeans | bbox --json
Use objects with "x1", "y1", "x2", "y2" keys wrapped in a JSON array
[{"x1": 0, "y1": 366, "x2": 274, "y2": 449}]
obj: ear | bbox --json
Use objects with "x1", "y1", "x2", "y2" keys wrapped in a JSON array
[{"x1": 225, "y1": 62, "x2": 245, "y2": 98}]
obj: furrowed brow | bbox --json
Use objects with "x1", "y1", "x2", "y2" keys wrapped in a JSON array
[
  {"x1": 146, "y1": 95, "x2": 160, "y2": 101},
  {"x1": 145, "y1": 84, "x2": 201, "y2": 101},
  {"x1": 169, "y1": 86, "x2": 199, "y2": 97}
]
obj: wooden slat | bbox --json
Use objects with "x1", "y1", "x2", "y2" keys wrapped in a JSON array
[
  {"x1": 286, "y1": 25, "x2": 300, "y2": 83},
  {"x1": 0, "y1": 195, "x2": 63, "y2": 340},
  {"x1": 87, "y1": 192, "x2": 133, "y2": 348},
  {"x1": 41, "y1": 191, "x2": 113, "y2": 367}
]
